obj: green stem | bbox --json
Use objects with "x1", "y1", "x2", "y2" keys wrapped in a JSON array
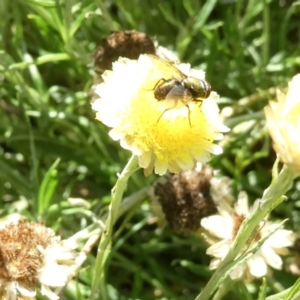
[
  {"x1": 212, "y1": 277, "x2": 235, "y2": 300},
  {"x1": 90, "y1": 155, "x2": 139, "y2": 299},
  {"x1": 196, "y1": 165, "x2": 298, "y2": 300}
]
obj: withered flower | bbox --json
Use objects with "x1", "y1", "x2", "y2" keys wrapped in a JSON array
[
  {"x1": 150, "y1": 166, "x2": 232, "y2": 235},
  {"x1": 0, "y1": 219, "x2": 76, "y2": 300}
]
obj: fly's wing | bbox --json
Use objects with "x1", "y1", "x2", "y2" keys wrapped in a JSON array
[
  {"x1": 159, "y1": 85, "x2": 193, "y2": 110},
  {"x1": 147, "y1": 55, "x2": 186, "y2": 82}
]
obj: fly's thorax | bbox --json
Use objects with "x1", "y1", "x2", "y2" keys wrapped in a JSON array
[{"x1": 153, "y1": 78, "x2": 182, "y2": 100}]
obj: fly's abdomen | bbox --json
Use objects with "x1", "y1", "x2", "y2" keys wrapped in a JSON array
[{"x1": 182, "y1": 78, "x2": 211, "y2": 99}]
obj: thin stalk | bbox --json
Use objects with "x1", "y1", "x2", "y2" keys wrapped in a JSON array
[
  {"x1": 90, "y1": 155, "x2": 139, "y2": 299},
  {"x1": 54, "y1": 186, "x2": 148, "y2": 298},
  {"x1": 212, "y1": 277, "x2": 235, "y2": 300}
]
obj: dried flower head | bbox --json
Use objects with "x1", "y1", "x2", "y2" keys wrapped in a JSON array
[
  {"x1": 0, "y1": 219, "x2": 76, "y2": 300},
  {"x1": 201, "y1": 192, "x2": 295, "y2": 281},
  {"x1": 92, "y1": 54, "x2": 229, "y2": 175},
  {"x1": 93, "y1": 30, "x2": 155, "y2": 74},
  {"x1": 264, "y1": 74, "x2": 300, "y2": 173},
  {"x1": 149, "y1": 166, "x2": 234, "y2": 235}
]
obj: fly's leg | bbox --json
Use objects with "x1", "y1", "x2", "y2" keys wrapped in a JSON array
[
  {"x1": 186, "y1": 105, "x2": 191, "y2": 127},
  {"x1": 194, "y1": 99, "x2": 203, "y2": 107},
  {"x1": 186, "y1": 99, "x2": 203, "y2": 127},
  {"x1": 152, "y1": 78, "x2": 166, "y2": 90},
  {"x1": 157, "y1": 108, "x2": 169, "y2": 123},
  {"x1": 157, "y1": 106, "x2": 191, "y2": 126}
]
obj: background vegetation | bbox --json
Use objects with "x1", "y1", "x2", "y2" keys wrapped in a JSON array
[{"x1": 1, "y1": 0, "x2": 300, "y2": 299}]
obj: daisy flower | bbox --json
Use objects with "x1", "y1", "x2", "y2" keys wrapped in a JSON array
[
  {"x1": 0, "y1": 219, "x2": 77, "y2": 300},
  {"x1": 92, "y1": 54, "x2": 229, "y2": 175},
  {"x1": 201, "y1": 192, "x2": 295, "y2": 281},
  {"x1": 264, "y1": 74, "x2": 300, "y2": 173}
]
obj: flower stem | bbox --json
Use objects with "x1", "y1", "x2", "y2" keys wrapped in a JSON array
[
  {"x1": 196, "y1": 165, "x2": 298, "y2": 300},
  {"x1": 54, "y1": 187, "x2": 148, "y2": 297},
  {"x1": 212, "y1": 277, "x2": 235, "y2": 300},
  {"x1": 90, "y1": 155, "x2": 139, "y2": 299}
]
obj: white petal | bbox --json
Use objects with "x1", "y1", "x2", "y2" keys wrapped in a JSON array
[
  {"x1": 214, "y1": 133, "x2": 224, "y2": 140},
  {"x1": 218, "y1": 124, "x2": 231, "y2": 133},
  {"x1": 247, "y1": 254, "x2": 267, "y2": 277},
  {"x1": 260, "y1": 246, "x2": 283, "y2": 269},
  {"x1": 206, "y1": 240, "x2": 230, "y2": 258},
  {"x1": 154, "y1": 159, "x2": 168, "y2": 175},
  {"x1": 263, "y1": 227, "x2": 295, "y2": 248},
  {"x1": 205, "y1": 143, "x2": 223, "y2": 155},
  {"x1": 16, "y1": 285, "x2": 36, "y2": 298},
  {"x1": 109, "y1": 129, "x2": 123, "y2": 141},
  {"x1": 41, "y1": 284, "x2": 59, "y2": 300},
  {"x1": 230, "y1": 264, "x2": 246, "y2": 280},
  {"x1": 209, "y1": 257, "x2": 222, "y2": 270},
  {"x1": 187, "y1": 68, "x2": 205, "y2": 79},
  {"x1": 176, "y1": 156, "x2": 194, "y2": 169},
  {"x1": 192, "y1": 150, "x2": 211, "y2": 163},
  {"x1": 176, "y1": 63, "x2": 191, "y2": 75},
  {"x1": 39, "y1": 264, "x2": 70, "y2": 286},
  {"x1": 234, "y1": 192, "x2": 249, "y2": 215},
  {"x1": 138, "y1": 152, "x2": 152, "y2": 168},
  {"x1": 201, "y1": 215, "x2": 233, "y2": 239},
  {"x1": 3, "y1": 282, "x2": 18, "y2": 300}
]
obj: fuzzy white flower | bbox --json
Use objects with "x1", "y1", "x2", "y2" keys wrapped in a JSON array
[
  {"x1": 92, "y1": 54, "x2": 229, "y2": 175},
  {"x1": 201, "y1": 192, "x2": 295, "y2": 281},
  {"x1": 264, "y1": 74, "x2": 300, "y2": 173}
]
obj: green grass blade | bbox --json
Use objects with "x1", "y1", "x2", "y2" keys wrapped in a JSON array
[{"x1": 37, "y1": 158, "x2": 60, "y2": 215}]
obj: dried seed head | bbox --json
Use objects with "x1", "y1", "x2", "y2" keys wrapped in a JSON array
[
  {"x1": 153, "y1": 167, "x2": 218, "y2": 235},
  {"x1": 0, "y1": 219, "x2": 76, "y2": 300},
  {"x1": 94, "y1": 30, "x2": 156, "y2": 74},
  {"x1": 0, "y1": 219, "x2": 51, "y2": 286}
]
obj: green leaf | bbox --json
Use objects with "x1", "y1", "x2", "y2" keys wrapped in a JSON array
[
  {"x1": 284, "y1": 277, "x2": 300, "y2": 300},
  {"x1": 37, "y1": 158, "x2": 60, "y2": 215},
  {"x1": 20, "y1": 0, "x2": 56, "y2": 7},
  {"x1": 193, "y1": 0, "x2": 218, "y2": 30}
]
